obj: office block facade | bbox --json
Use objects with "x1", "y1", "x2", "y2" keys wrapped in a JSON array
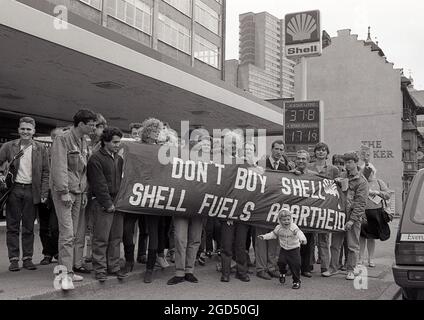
[
  {"x1": 231, "y1": 11, "x2": 295, "y2": 99},
  {"x1": 45, "y1": 0, "x2": 225, "y2": 79}
]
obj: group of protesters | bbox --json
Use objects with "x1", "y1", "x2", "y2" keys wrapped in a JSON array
[{"x1": 0, "y1": 108, "x2": 392, "y2": 291}]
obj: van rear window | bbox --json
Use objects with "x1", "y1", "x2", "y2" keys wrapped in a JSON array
[{"x1": 412, "y1": 179, "x2": 424, "y2": 224}]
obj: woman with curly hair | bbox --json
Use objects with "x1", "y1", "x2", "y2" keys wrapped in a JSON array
[{"x1": 137, "y1": 118, "x2": 172, "y2": 283}]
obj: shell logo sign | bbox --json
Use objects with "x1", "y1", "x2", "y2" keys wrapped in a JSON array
[{"x1": 285, "y1": 10, "x2": 322, "y2": 58}]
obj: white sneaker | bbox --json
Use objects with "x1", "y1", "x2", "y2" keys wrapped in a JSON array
[
  {"x1": 157, "y1": 256, "x2": 169, "y2": 268},
  {"x1": 71, "y1": 273, "x2": 84, "y2": 282},
  {"x1": 346, "y1": 272, "x2": 355, "y2": 280},
  {"x1": 61, "y1": 275, "x2": 75, "y2": 290},
  {"x1": 322, "y1": 270, "x2": 339, "y2": 277}
]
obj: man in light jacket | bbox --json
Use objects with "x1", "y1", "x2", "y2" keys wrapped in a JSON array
[{"x1": 50, "y1": 109, "x2": 97, "y2": 290}]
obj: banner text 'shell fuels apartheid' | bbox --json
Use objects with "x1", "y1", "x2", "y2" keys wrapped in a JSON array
[{"x1": 114, "y1": 142, "x2": 346, "y2": 232}]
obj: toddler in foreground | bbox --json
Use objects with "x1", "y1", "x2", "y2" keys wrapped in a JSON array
[{"x1": 258, "y1": 208, "x2": 307, "y2": 289}]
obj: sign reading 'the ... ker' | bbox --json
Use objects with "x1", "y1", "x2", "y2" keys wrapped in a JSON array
[{"x1": 285, "y1": 10, "x2": 322, "y2": 58}]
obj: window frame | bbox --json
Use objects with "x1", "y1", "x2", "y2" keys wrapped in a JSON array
[
  {"x1": 157, "y1": 12, "x2": 192, "y2": 54},
  {"x1": 194, "y1": 0, "x2": 220, "y2": 35},
  {"x1": 107, "y1": 0, "x2": 153, "y2": 36},
  {"x1": 79, "y1": 0, "x2": 103, "y2": 10},
  {"x1": 194, "y1": 34, "x2": 220, "y2": 69}
]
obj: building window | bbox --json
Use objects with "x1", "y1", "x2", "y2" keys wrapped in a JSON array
[
  {"x1": 80, "y1": 0, "x2": 102, "y2": 10},
  {"x1": 194, "y1": 35, "x2": 220, "y2": 69},
  {"x1": 403, "y1": 140, "x2": 412, "y2": 151},
  {"x1": 157, "y1": 13, "x2": 191, "y2": 54},
  {"x1": 108, "y1": 0, "x2": 152, "y2": 35},
  {"x1": 195, "y1": 0, "x2": 220, "y2": 35},
  {"x1": 163, "y1": 0, "x2": 192, "y2": 17}
]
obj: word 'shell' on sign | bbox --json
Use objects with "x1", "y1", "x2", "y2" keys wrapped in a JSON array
[{"x1": 114, "y1": 142, "x2": 346, "y2": 232}]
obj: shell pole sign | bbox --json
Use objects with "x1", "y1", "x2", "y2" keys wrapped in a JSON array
[{"x1": 285, "y1": 10, "x2": 322, "y2": 58}]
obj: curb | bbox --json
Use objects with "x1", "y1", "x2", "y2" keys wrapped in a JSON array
[
  {"x1": 17, "y1": 269, "x2": 147, "y2": 300},
  {"x1": 377, "y1": 282, "x2": 401, "y2": 300}
]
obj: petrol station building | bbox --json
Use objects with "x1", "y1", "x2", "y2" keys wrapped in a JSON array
[{"x1": 0, "y1": 0, "x2": 284, "y2": 145}]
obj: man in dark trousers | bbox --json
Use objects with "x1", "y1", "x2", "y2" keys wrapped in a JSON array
[
  {"x1": 219, "y1": 131, "x2": 250, "y2": 283},
  {"x1": 255, "y1": 140, "x2": 293, "y2": 280},
  {"x1": 87, "y1": 127, "x2": 127, "y2": 282},
  {"x1": 38, "y1": 127, "x2": 67, "y2": 265},
  {"x1": 0, "y1": 117, "x2": 49, "y2": 271},
  {"x1": 294, "y1": 150, "x2": 316, "y2": 278}
]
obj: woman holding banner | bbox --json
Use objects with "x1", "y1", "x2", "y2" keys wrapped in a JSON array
[
  {"x1": 219, "y1": 131, "x2": 250, "y2": 283},
  {"x1": 308, "y1": 142, "x2": 339, "y2": 277},
  {"x1": 137, "y1": 118, "x2": 170, "y2": 283}
]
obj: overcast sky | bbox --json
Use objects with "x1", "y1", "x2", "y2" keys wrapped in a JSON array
[{"x1": 225, "y1": 0, "x2": 424, "y2": 90}]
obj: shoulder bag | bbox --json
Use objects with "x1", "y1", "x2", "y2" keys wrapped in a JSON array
[{"x1": 0, "y1": 143, "x2": 32, "y2": 211}]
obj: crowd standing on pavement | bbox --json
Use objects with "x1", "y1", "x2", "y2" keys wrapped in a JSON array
[{"x1": 0, "y1": 109, "x2": 394, "y2": 291}]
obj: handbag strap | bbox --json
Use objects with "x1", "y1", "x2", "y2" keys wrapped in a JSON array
[
  {"x1": 13, "y1": 142, "x2": 32, "y2": 163},
  {"x1": 376, "y1": 179, "x2": 382, "y2": 191},
  {"x1": 376, "y1": 179, "x2": 388, "y2": 208},
  {"x1": 4, "y1": 142, "x2": 32, "y2": 177}
]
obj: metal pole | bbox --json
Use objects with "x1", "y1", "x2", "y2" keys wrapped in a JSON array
[{"x1": 301, "y1": 56, "x2": 307, "y2": 100}]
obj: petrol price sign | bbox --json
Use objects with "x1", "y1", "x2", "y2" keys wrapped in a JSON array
[{"x1": 284, "y1": 100, "x2": 323, "y2": 152}]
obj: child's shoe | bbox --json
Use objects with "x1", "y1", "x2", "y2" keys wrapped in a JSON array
[
  {"x1": 292, "y1": 282, "x2": 301, "y2": 289},
  {"x1": 279, "y1": 273, "x2": 286, "y2": 284}
]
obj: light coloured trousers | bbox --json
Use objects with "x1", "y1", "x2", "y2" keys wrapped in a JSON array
[
  {"x1": 52, "y1": 192, "x2": 84, "y2": 272},
  {"x1": 173, "y1": 216, "x2": 203, "y2": 277},
  {"x1": 254, "y1": 227, "x2": 279, "y2": 273},
  {"x1": 330, "y1": 221, "x2": 361, "y2": 272}
]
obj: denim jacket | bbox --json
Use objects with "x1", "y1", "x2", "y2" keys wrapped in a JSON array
[{"x1": 49, "y1": 127, "x2": 89, "y2": 194}]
